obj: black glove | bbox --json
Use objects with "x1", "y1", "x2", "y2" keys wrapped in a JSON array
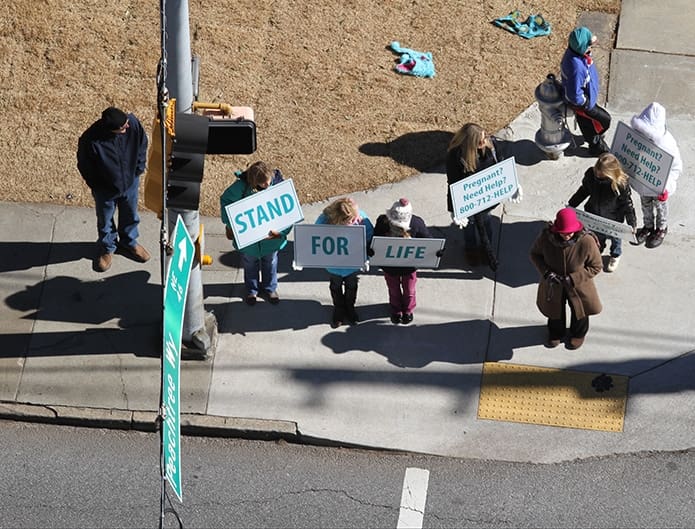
[
  {"x1": 435, "y1": 248, "x2": 445, "y2": 258},
  {"x1": 367, "y1": 247, "x2": 375, "y2": 257}
]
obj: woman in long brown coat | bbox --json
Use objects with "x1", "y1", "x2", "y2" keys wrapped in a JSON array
[{"x1": 530, "y1": 208, "x2": 602, "y2": 350}]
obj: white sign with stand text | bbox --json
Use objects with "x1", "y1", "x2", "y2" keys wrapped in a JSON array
[{"x1": 224, "y1": 179, "x2": 303, "y2": 249}]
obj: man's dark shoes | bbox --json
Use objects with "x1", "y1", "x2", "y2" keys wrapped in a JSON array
[
  {"x1": 390, "y1": 314, "x2": 401, "y2": 324},
  {"x1": 401, "y1": 313, "x2": 414, "y2": 325},
  {"x1": 267, "y1": 291, "x2": 280, "y2": 305},
  {"x1": 645, "y1": 228, "x2": 667, "y2": 249},
  {"x1": 633, "y1": 227, "x2": 652, "y2": 245},
  {"x1": 120, "y1": 243, "x2": 151, "y2": 263},
  {"x1": 245, "y1": 294, "x2": 257, "y2": 306},
  {"x1": 94, "y1": 252, "x2": 113, "y2": 272}
]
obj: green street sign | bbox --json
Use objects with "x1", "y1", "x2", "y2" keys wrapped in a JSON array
[{"x1": 162, "y1": 216, "x2": 194, "y2": 503}]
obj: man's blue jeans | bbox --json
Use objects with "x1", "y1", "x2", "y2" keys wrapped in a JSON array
[
  {"x1": 91, "y1": 178, "x2": 140, "y2": 254},
  {"x1": 241, "y1": 251, "x2": 278, "y2": 296}
]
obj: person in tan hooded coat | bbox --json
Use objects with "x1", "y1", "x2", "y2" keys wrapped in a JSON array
[{"x1": 530, "y1": 208, "x2": 603, "y2": 350}]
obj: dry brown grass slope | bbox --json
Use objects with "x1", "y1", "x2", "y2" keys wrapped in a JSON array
[{"x1": 1, "y1": 0, "x2": 618, "y2": 217}]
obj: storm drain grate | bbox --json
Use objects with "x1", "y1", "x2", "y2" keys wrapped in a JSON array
[{"x1": 477, "y1": 362, "x2": 628, "y2": 432}]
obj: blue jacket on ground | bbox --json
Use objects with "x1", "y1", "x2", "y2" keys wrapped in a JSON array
[
  {"x1": 220, "y1": 168, "x2": 291, "y2": 258},
  {"x1": 315, "y1": 210, "x2": 374, "y2": 277},
  {"x1": 77, "y1": 113, "x2": 148, "y2": 194}
]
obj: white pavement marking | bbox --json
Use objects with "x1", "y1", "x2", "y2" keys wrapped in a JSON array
[{"x1": 396, "y1": 467, "x2": 430, "y2": 529}]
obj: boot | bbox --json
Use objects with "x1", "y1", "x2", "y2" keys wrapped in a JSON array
[
  {"x1": 344, "y1": 287, "x2": 359, "y2": 324},
  {"x1": 588, "y1": 135, "x2": 610, "y2": 156},
  {"x1": 645, "y1": 228, "x2": 667, "y2": 249}
]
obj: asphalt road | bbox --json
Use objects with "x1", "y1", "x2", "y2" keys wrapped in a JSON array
[{"x1": 2, "y1": 421, "x2": 694, "y2": 528}]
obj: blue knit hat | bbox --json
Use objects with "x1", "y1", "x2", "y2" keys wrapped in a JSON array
[{"x1": 568, "y1": 27, "x2": 593, "y2": 55}]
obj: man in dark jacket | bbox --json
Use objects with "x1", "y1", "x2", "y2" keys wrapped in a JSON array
[{"x1": 77, "y1": 107, "x2": 150, "y2": 272}]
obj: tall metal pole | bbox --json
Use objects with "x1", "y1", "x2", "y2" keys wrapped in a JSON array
[{"x1": 165, "y1": 0, "x2": 215, "y2": 355}]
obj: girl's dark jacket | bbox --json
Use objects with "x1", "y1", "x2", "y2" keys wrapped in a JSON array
[
  {"x1": 567, "y1": 167, "x2": 637, "y2": 227},
  {"x1": 446, "y1": 138, "x2": 501, "y2": 257},
  {"x1": 529, "y1": 225, "x2": 603, "y2": 320},
  {"x1": 373, "y1": 214, "x2": 431, "y2": 276}
]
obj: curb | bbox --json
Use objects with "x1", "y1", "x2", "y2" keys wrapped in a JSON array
[{"x1": 0, "y1": 401, "x2": 298, "y2": 441}]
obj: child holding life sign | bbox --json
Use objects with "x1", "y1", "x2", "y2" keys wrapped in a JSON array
[
  {"x1": 316, "y1": 197, "x2": 374, "y2": 328},
  {"x1": 373, "y1": 198, "x2": 437, "y2": 325},
  {"x1": 567, "y1": 153, "x2": 636, "y2": 272},
  {"x1": 629, "y1": 102, "x2": 683, "y2": 249}
]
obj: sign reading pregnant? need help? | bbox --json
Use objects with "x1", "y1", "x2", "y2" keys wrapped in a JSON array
[
  {"x1": 224, "y1": 179, "x2": 303, "y2": 248},
  {"x1": 450, "y1": 156, "x2": 518, "y2": 220}
]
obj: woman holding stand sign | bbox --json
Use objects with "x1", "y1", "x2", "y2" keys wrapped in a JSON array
[
  {"x1": 446, "y1": 123, "x2": 522, "y2": 270},
  {"x1": 567, "y1": 153, "x2": 637, "y2": 272},
  {"x1": 220, "y1": 161, "x2": 291, "y2": 306}
]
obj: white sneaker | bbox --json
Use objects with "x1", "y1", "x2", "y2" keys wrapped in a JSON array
[{"x1": 607, "y1": 256, "x2": 620, "y2": 272}]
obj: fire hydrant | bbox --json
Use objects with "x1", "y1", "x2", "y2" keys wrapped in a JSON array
[{"x1": 534, "y1": 73, "x2": 571, "y2": 159}]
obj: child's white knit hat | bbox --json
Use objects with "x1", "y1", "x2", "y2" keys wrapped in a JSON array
[{"x1": 386, "y1": 198, "x2": 413, "y2": 230}]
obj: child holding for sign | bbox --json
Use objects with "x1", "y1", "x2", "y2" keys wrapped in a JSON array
[
  {"x1": 567, "y1": 153, "x2": 636, "y2": 272},
  {"x1": 372, "y1": 198, "x2": 438, "y2": 325},
  {"x1": 629, "y1": 102, "x2": 683, "y2": 249},
  {"x1": 315, "y1": 197, "x2": 374, "y2": 328}
]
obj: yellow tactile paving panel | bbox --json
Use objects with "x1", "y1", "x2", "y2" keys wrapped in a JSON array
[{"x1": 477, "y1": 362, "x2": 628, "y2": 432}]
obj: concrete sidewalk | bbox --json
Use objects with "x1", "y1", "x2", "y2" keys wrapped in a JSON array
[{"x1": 1, "y1": 4, "x2": 694, "y2": 463}]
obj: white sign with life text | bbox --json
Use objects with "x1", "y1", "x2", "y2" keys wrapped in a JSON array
[
  {"x1": 611, "y1": 121, "x2": 673, "y2": 195},
  {"x1": 224, "y1": 179, "x2": 303, "y2": 249},
  {"x1": 369, "y1": 236, "x2": 445, "y2": 268},
  {"x1": 450, "y1": 156, "x2": 518, "y2": 220},
  {"x1": 573, "y1": 208, "x2": 635, "y2": 241},
  {"x1": 293, "y1": 223, "x2": 367, "y2": 268}
]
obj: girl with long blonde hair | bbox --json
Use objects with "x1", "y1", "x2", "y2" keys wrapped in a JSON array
[{"x1": 567, "y1": 152, "x2": 637, "y2": 272}]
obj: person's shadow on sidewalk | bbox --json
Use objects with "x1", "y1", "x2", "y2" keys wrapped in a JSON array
[
  {"x1": 0, "y1": 241, "x2": 95, "y2": 273},
  {"x1": 321, "y1": 319, "x2": 546, "y2": 367},
  {"x1": 3, "y1": 271, "x2": 161, "y2": 357},
  {"x1": 359, "y1": 130, "x2": 452, "y2": 172}
]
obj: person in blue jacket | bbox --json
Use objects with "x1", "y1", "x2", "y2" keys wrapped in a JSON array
[
  {"x1": 316, "y1": 197, "x2": 374, "y2": 327},
  {"x1": 220, "y1": 161, "x2": 292, "y2": 306},
  {"x1": 560, "y1": 26, "x2": 611, "y2": 155},
  {"x1": 77, "y1": 107, "x2": 150, "y2": 272}
]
